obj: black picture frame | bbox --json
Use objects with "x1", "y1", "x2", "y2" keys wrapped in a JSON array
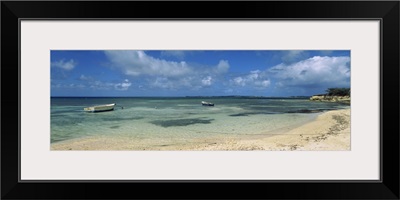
[{"x1": 2, "y1": 1, "x2": 399, "y2": 199}]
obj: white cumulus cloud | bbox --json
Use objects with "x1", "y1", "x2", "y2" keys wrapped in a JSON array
[
  {"x1": 152, "y1": 77, "x2": 176, "y2": 90},
  {"x1": 104, "y1": 50, "x2": 191, "y2": 77},
  {"x1": 269, "y1": 56, "x2": 350, "y2": 88},
  {"x1": 104, "y1": 50, "x2": 230, "y2": 90},
  {"x1": 256, "y1": 80, "x2": 271, "y2": 87},
  {"x1": 231, "y1": 70, "x2": 270, "y2": 88},
  {"x1": 79, "y1": 74, "x2": 93, "y2": 81},
  {"x1": 215, "y1": 60, "x2": 230, "y2": 73},
  {"x1": 78, "y1": 75, "x2": 132, "y2": 91},
  {"x1": 114, "y1": 79, "x2": 132, "y2": 91},
  {"x1": 201, "y1": 76, "x2": 213, "y2": 86},
  {"x1": 51, "y1": 59, "x2": 77, "y2": 71},
  {"x1": 150, "y1": 75, "x2": 213, "y2": 90}
]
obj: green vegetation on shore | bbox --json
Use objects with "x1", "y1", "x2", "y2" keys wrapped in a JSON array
[
  {"x1": 310, "y1": 88, "x2": 350, "y2": 104},
  {"x1": 325, "y1": 88, "x2": 350, "y2": 96}
]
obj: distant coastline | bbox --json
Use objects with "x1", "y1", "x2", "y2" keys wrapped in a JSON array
[
  {"x1": 309, "y1": 95, "x2": 351, "y2": 104},
  {"x1": 309, "y1": 88, "x2": 351, "y2": 104}
]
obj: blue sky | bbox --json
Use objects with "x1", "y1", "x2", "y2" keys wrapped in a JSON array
[{"x1": 51, "y1": 50, "x2": 350, "y2": 97}]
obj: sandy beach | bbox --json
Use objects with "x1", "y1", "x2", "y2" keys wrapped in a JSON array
[
  {"x1": 192, "y1": 108, "x2": 351, "y2": 151},
  {"x1": 51, "y1": 108, "x2": 350, "y2": 151}
]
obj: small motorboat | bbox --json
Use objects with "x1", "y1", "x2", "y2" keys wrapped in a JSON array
[
  {"x1": 84, "y1": 103, "x2": 116, "y2": 112},
  {"x1": 201, "y1": 101, "x2": 214, "y2": 106}
]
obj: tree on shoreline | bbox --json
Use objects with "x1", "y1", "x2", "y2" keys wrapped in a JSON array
[{"x1": 325, "y1": 88, "x2": 350, "y2": 96}]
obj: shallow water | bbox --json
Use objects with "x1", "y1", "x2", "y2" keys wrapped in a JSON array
[{"x1": 51, "y1": 97, "x2": 349, "y2": 146}]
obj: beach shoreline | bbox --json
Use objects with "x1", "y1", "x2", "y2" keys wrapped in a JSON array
[
  {"x1": 191, "y1": 108, "x2": 350, "y2": 151},
  {"x1": 51, "y1": 108, "x2": 350, "y2": 151}
]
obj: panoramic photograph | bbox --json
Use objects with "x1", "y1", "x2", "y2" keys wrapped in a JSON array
[{"x1": 50, "y1": 50, "x2": 351, "y2": 151}]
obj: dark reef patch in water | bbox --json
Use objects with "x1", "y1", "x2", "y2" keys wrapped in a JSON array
[
  {"x1": 229, "y1": 112, "x2": 280, "y2": 117},
  {"x1": 51, "y1": 113, "x2": 69, "y2": 117},
  {"x1": 51, "y1": 110, "x2": 79, "y2": 115},
  {"x1": 150, "y1": 118, "x2": 214, "y2": 127},
  {"x1": 231, "y1": 109, "x2": 338, "y2": 116},
  {"x1": 230, "y1": 113, "x2": 250, "y2": 117},
  {"x1": 105, "y1": 117, "x2": 144, "y2": 121},
  {"x1": 51, "y1": 117, "x2": 83, "y2": 126},
  {"x1": 286, "y1": 109, "x2": 333, "y2": 113},
  {"x1": 109, "y1": 126, "x2": 120, "y2": 129}
]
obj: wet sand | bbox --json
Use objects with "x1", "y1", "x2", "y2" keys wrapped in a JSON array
[
  {"x1": 51, "y1": 108, "x2": 350, "y2": 151},
  {"x1": 191, "y1": 108, "x2": 350, "y2": 151}
]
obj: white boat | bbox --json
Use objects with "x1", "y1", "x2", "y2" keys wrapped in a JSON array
[
  {"x1": 201, "y1": 101, "x2": 214, "y2": 106},
  {"x1": 84, "y1": 103, "x2": 116, "y2": 112}
]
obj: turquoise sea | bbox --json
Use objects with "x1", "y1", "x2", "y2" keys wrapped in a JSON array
[{"x1": 51, "y1": 97, "x2": 349, "y2": 148}]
